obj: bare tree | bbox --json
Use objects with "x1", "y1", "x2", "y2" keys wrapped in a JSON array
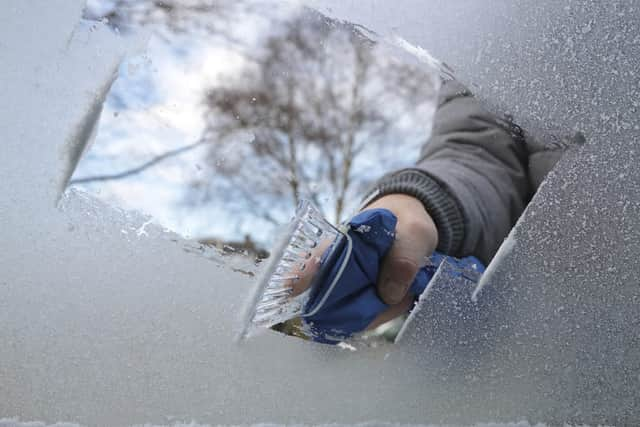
[
  {"x1": 78, "y1": 1, "x2": 439, "y2": 239},
  {"x1": 200, "y1": 9, "x2": 437, "y2": 223}
]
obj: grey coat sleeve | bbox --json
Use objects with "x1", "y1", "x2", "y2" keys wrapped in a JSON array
[{"x1": 366, "y1": 80, "x2": 532, "y2": 264}]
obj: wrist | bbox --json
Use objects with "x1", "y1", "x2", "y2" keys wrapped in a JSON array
[{"x1": 363, "y1": 168, "x2": 465, "y2": 255}]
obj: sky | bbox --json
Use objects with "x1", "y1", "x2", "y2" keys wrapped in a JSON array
[
  {"x1": 72, "y1": 0, "x2": 440, "y2": 248},
  {"x1": 74, "y1": 2, "x2": 294, "y2": 244}
]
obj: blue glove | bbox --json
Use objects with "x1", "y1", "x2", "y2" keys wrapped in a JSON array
[{"x1": 303, "y1": 208, "x2": 484, "y2": 344}]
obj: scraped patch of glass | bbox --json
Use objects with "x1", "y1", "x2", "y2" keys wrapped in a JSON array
[{"x1": 72, "y1": 0, "x2": 441, "y2": 261}]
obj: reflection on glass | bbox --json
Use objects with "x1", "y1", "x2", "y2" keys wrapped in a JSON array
[{"x1": 74, "y1": 0, "x2": 439, "y2": 257}]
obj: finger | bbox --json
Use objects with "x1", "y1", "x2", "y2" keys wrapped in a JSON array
[
  {"x1": 377, "y1": 219, "x2": 435, "y2": 305},
  {"x1": 378, "y1": 253, "x2": 421, "y2": 305},
  {"x1": 366, "y1": 293, "x2": 415, "y2": 331},
  {"x1": 288, "y1": 236, "x2": 333, "y2": 297}
]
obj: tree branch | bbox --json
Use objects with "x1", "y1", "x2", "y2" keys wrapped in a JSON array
[{"x1": 70, "y1": 139, "x2": 207, "y2": 185}]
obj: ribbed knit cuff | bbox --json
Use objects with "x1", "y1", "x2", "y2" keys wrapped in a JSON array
[{"x1": 362, "y1": 169, "x2": 465, "y2": 255}]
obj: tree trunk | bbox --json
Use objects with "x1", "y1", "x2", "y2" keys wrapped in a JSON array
[{"x1": 286, "y1": 84, "x2": 300, "y2": 206}]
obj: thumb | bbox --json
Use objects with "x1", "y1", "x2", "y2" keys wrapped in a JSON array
[
  {"x1": 366, "y1": 194, "x2": 438, "y2": 305},
  {"x1": 377, "y1": 248, "x2": 422, "y2": 305},
  {"x1": 377, "y1": 218, "x2": 435, "y2": 305}
]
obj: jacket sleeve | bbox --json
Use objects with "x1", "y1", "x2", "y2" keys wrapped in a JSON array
[{"x1": 365, "y1": 80, "x2": 531, "y2": 264}]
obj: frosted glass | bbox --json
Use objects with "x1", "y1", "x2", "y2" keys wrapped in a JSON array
[{"x1": 2, "y1": 0, "x2": 640, "y2": 426}]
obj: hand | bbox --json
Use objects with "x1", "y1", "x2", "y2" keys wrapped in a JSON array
[
  {"x1": 363, "y1": 194, "x2": 438, "y2": 324},
  {"x1": 283, "y1": 194, "x2": 438, "y2": 336}
]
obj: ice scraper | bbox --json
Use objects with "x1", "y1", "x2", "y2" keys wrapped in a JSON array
[{"x1": 241, "y1": 200, "x2": 485, "y2": 344}]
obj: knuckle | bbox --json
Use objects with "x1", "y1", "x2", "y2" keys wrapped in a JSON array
[
  {"x1": 403, "y1": 217, "x2": 433, "y2": 237},
  {"x1": 398, "y1": 215, "x2": 438, "y2": 250}
]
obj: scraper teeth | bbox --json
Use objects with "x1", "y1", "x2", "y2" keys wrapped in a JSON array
[
  {"x1": 281, "y1": 255, "x2": 299, "y2": 264},
  {"x1": 242, "y1": 199, "x2": 343, "y2": 336},
  {"x1": 251, "y1": 313, "x2": 277, "y2": 326},
  {"x1": 252, "y1": 301, "x2": 302, "y2": 324},
  {"x1": 257, "y1": 294, "x2": 289, "y2": 307},
  {"x1": 262, "y1": 287, "x2": 293, "y2": 298},
  {"x1": 269, "y1": 275, "x2": 299, "y2": 284},
  {"x1": 290, "y1": 233, "x2": 316, "y2": 249},
  {"x1": 255, "y1": 300, "x2": 285, "y2": 312}
]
